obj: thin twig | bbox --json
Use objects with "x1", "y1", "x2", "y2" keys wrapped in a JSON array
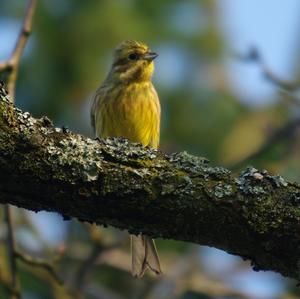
[
  {"x1": 3, "y1": 205, "x2": 20, "y2": 299},
  {"x1": 15, "y1": 251, "x2": 64, "y2": 286},
  {"x1": 0, "y1": 0, "x2": 38, "y2": 101},
  {"x1": 73, "y1": 227, "x2": 124, "y2": 295},
  {"x1": 230, "y1": 117, "x2": 300, "y2": 170},
  {"x1": 231, "y1": 47, "x2": 300, "y2": 170},
  {"x1": 279, "y1": 89, "x2": 300, "y2": 109},
  {"x1": 74, "y1": 244, "x2": 105, "y2": 293},
  {"x1": 1, "y1": 2, "x2": 38, "y2": 298},
  {"x1": 234, "y1": 46, "x2": 300, "y2": 91},
  {"x1": 0, "y1": 277, "x2": 21, "y2": 299},
  {"x1": 4, "y1": 206, "x2": 17, "y2": 287}
]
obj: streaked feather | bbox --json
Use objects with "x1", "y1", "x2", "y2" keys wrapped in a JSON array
[{"x1": 92, "y1": 82, "x2": 160, "y2": 148}]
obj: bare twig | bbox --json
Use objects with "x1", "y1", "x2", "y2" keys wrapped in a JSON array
[
  {"x1": 3, "y1": 205, "x2": 20, "y2": 299},
  {"x1": 231, "y1": 47, "x2": 300, "y2": 171},
  {"x1": 234, "y1": 47, "x2": 300, "y2": 91},
  {"x1": 74, "y1": 244, "x2": 106, "y2": 294},
  {"x1": 230, "y1": 117, "x2": 300, "y2": 170},
  {"x1": 1, "y1": 2, "x2": 38, "y2": 298},
  {"x1": 0, "y1": 277, "x2": 21, "y2": 299},
  {"x1": 0, "y1": 0, "x2": 38, "y2": 101},
  {"x1": 73, "y1": 227, "x2": 125, "y2": 294},
  {"x1": 15, "y1": 250, "x2": 63, "y2": 286},
  {"x1": 279, "y1": 89, "x2": 300, "y2": 109}
]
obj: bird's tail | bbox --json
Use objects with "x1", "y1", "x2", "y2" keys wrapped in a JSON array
[{"x1": 131, "y1": 234, "x2": 162, "y2": 278}]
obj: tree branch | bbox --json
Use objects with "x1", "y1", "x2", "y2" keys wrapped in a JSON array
[
  {"x1": 1, "y1": 83, "x2": 300, "y2": 281},
  {"x1": 3, "y1": 205, "x2": 19, "y2": 299},
  {"x1": 0, "y1": 0, "x2": 38, "y2": 101}
]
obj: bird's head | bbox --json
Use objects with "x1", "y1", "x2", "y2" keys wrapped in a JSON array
[{"x1": 109, "y1": 40, "x2": 158, "y2": 84}]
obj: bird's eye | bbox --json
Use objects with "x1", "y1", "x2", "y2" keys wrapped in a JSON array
[{"x1": 128, "y1": 53, "x2": 138, "y2": 61}]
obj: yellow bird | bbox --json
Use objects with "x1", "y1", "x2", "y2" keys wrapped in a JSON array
[{"x1": 91, "y1": 40, "x2": 162, "y2": 277}]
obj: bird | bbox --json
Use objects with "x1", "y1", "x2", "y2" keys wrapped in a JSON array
[{"x1": 91, "y1": 40, "x2": 162, "y2": 278}]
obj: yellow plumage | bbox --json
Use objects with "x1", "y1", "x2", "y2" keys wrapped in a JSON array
[
  {"x1": 91, "y1": 40, "x2": 161, "y2": 277},
  {"x1": 93, "y1": 81, "x2": 160, "y2": 148}
]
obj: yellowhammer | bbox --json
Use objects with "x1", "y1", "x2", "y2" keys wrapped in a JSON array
[{"x1": 91, "y1": 40, "x2": 161, "y2": 277}]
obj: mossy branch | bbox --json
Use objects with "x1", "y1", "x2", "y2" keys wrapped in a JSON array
[{"x1": 1, "y1": 83, "x2": 300, "y2": 281}]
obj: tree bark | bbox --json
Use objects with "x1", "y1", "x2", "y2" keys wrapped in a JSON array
[{"x1": 1, "y1": 83, "x2": 300, "y2": 281}]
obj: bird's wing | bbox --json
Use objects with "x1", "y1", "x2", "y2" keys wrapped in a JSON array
[{"x1": 90, "y1": 84, "x2": 107, "y2": 135}]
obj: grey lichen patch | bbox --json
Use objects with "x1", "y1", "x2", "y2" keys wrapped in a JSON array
[
  {"x1": 288, "y1": 192, "x2": 300, "y2": 206},
  {"x1": 242, "y1": 168, "x2": 288, "y2": 188},
  {"x1": 1, "y1": 93, "x2": 38, "y2": 138},
  {"x1": 17, "y1": 113, "x2": 40, "y2": 145},
  {"x1": 175, "y1": 175, "x2": 197, "y2": 197},
  {"x1": 213, "y1": 182, "x2": 234, "y2": 199},
  {"x1": 46, "y1": 134, "x2": 103, "y2": 182},
  {"x1": 100, "y1": 167, "x2": 146, "y2": 197},
  {"x1": 98, "y1": 137, "x2": 159, "y2": 168},
  {"x1": 165, "y1": 153, "x2": 228, "y2": 182},
  {"x1": 202, "y1": 166, "x2": 231, "y2": 180},
  {"x1": 178, "y1": 175, "x2": 195, "y2": 196},
  {"x1": 160, "y1": 172, "x2": 196, "y2": 198},
  {"x1": 236, "y1": 167, "x2": 267, "y2": 196},
  {"x1": 40, "y1": 115, "x2": 53, "y2": 128},
  {"x1": 266, "y1": 173, "x2": 288, "y2": 188},
  {"x1": 82, "y1": 161, "x2": 100, "y2": 182},
  {"x1": 169, "y1": 151, "x2": 209, "y2": 174}
]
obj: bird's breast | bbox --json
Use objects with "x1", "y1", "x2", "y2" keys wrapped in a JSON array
[{"x1": 96, "y1": 82, "x2": 160, "y2": 148}]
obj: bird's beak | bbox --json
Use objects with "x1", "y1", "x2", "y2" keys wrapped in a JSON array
[{"x1": 143, "y1": 52, "x2": 158, "y2": 61}]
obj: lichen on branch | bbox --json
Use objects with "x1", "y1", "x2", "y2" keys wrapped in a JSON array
[{"x1": 1, "y1": 83, "x2": 300, "y2": 281}]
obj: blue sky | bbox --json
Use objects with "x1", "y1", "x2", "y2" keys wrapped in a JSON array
[{"x1": 217, "y1": 0, "x2": 300, "y2": 106}]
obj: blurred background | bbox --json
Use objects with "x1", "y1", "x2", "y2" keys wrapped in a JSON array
[{"x1": 1, "y1": 0, "x2": 300, "y2": 298}]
